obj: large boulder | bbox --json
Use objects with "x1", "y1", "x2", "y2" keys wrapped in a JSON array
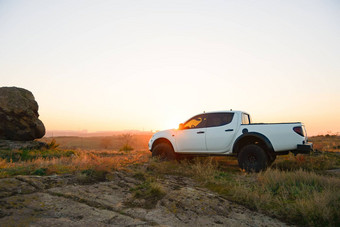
[{"x1": 0, "y1": 87, "x2": 45, "y2": 141}]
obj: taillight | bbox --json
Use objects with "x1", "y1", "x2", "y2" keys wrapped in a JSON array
[{"x1": 293, "y1": 126, "x2": 304, "y2": 136}]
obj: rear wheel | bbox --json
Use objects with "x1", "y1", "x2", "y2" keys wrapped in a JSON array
[
  {"x1": 238, "y1": 144, "x2": 268, "y2": 172},
  {"x1": 152, "y1": 143, "x2": 177, "y2": 161}
]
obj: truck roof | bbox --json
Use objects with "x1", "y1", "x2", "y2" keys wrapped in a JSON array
[{"x1": 201, "y1": 110, "x2": 247, "y2": 115}]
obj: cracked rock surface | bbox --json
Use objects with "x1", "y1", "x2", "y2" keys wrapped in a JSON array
[{"x1": 0, "y1": 172, "x2": 291, "y2": 226}]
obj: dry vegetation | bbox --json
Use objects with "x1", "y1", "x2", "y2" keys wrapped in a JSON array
[
  {"x1": 39, "y1": 133, "x2": 152, "y2": 151},
  {"x1": 0, "y1": 139, "x2": 150, "y2": 178},
  {"x1": 309, "y1": 135, "x2": 340, "y2": 152},
  {"x1": 0, "y1": 135, "x2": 340, "y2": 226}
]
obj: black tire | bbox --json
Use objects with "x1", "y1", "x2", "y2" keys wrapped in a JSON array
[
  {"x1": 267, "y1": 155, "x2": 276, "y2": 166},
  {"x1": 152, "y1": 143, "x2": 177, "y2": 161},
  {"x1": 238, "y1": 144, "x2": 268, "y2": 172}
]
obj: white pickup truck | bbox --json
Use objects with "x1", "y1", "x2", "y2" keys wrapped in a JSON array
[{"x1": 148, "y1": 110, "x2": 313, "y2": 172}]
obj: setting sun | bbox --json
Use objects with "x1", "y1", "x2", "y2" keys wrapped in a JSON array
[{"x1": 163, "y1": 120, "x2": 180, "y2": 130}]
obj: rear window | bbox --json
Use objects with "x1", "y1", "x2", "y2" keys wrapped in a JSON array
[
  {"x1": 206, "y1": 113, "x2": 234, "y2": 128},
  {"x1": 242, "y1": 113, "x2": 250, "y2": 124}
]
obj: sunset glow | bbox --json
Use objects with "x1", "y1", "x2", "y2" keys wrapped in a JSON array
[{"x1": 1, "y1": 0, "x2": 339, "y2": 136}]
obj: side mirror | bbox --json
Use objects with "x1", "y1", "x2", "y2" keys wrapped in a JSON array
[{"x1": 178, "y1": 123, "x2": 184, "y2": 130}]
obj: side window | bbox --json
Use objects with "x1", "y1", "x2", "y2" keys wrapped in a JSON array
[
  {"x1": 242, "y1": 113, "x2": 250, "y2": 124},
  {"x1": 206, "y1": 113, "x2": 234, "y2": 128},
  {"x1": 182, "y1": 114, "x2": 207, "y2": 130}
]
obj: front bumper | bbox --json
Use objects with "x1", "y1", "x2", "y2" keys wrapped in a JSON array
[
  {"x1": 148, "y1": 139, "x2": 153, "y2": 151},
  {"x1": 292, "y1": 143, "x2": 313, "y2": 155}
]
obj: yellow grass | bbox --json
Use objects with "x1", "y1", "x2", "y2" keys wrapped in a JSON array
[
  {"x1": 39, "y1": 134, "x2": 152, "y2": 151},
  {"x1": 0, "y1": 149, "x2": 151, "y2": 178}
]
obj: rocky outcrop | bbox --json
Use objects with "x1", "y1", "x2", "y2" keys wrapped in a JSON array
[
  {"x1": 0, "y1": 87, "x2": 45, "y2": 141},
  {"x1": 0, "y1": 140, "x2": 48, "y2": 150},
  {"x1": 0, "y1": 172, "x2": 290, "y2": 226}
]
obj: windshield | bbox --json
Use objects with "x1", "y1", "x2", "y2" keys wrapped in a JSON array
[{"x1": 182, "y1": 114, "x2": 207, "y2": 129}]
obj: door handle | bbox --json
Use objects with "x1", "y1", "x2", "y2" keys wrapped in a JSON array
[
  {"x1": 197, "y1": 131, "x2": 205, "y2": 134},
  {"x1": 225, "y1": 129, "x2": 234, "y2": 132}
]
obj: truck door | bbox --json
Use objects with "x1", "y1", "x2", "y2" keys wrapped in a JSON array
[
  {"x1": 205, "y1": 113, "x2": 236, "y2": 153},
  {"x1": 175, "y1": 114, "x2": 207, "y2": 152}
]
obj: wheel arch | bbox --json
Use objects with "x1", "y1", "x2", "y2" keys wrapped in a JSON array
[
  {"x1": 232, "y1": 132, "x2": 276, "y2": 160},
  {"x1": 151, "y1": 137, "x2": 175, "y2": 152}
]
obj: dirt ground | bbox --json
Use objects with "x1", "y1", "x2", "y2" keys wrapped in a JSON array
[{"x1": 0, "y1": 171, "x2": 291, "y2": 227}]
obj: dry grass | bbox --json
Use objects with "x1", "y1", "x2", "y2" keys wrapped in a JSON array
[
  {"x1": 0, "y1": 149, "x2": 150, "y2": 178},
  {"x1": 309, "y1": 135, "x2": 340, "y2": 152},
  {"x1": 143, "y1": 154, "x2": 340, "y2": 226},
  {"x1": 272, "y1": 152, "x2": 340, "y2": 171},
  {"x1": 39, "y1": 134, "x2": 152, "y2": 151},
  {"x1": 248, "y1": 169, "x2": 339, "y2": 226}
]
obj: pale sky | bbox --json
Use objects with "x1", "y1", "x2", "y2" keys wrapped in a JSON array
[{"x1": 1, "y1": 0, "x2": 339, "y2": 136}]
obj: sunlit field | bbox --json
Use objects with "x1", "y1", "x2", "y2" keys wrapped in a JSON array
[
  {"x1": 39, "y1": 133, "x2": 153, "y2": 151},
  {"x1": 0, "y1": 147, "x2": 150, "y2": 178},
  {"x1": 309, "y1": 135, "x2": 340, "y2": 152},
  {"x1": 0, "y1": 135, "x2": 339, "y2": 226}
]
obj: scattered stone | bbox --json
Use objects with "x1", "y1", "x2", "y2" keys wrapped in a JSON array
[{"x1": 0, "y1": 87, "x2": 45, "y2": 141}]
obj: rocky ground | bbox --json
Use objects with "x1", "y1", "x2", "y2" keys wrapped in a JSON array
[{"x1": 0, "y1": 171, "x2": 291, "y2": 227}]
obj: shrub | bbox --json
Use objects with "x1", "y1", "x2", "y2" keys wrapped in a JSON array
[
  {"x1": 119, "y1": 144, "x2": 133, "y2": 152},
  {"x1": 77, "y1": 168, "x2": 108, "y2": 184},
  {"x1": 32, "y1": 168, "x2": 47, "y2": 176},
  {"x1": 128, "y1": 178, "x2": 166, "y2": 209},
  {"x1": 47, "y1": 139, "x2": 59, "y2": 149}
]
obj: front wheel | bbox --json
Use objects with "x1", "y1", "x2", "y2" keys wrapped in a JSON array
[
  {"x1": 152, "y1": 143, "x2": 177, "y2": 161},
  {"x1": 238, "y1": 144, "x2": 268, "y2": 172}
]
